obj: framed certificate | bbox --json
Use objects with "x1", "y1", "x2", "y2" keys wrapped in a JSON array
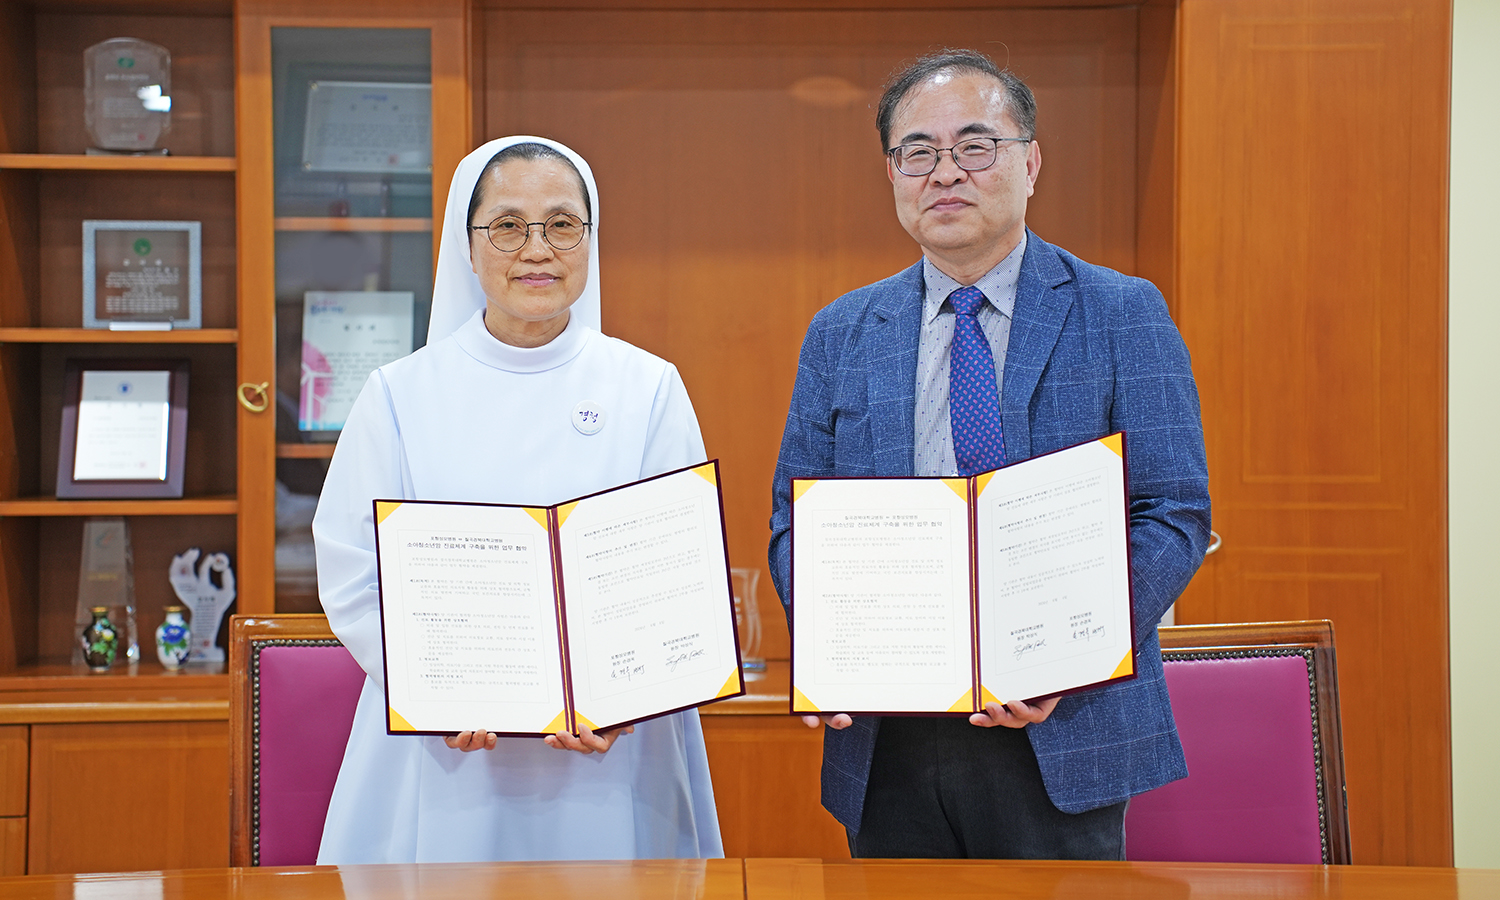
[
  {"x1": 82, "y1": 220, "x2": 202, "y2": 330},
  {"x1": 301, "y1": 81, "x2": 431, "y2": 174},
  {"x1": 57, "y1": 359, "x2": 190, "y2": 499},
  {"x1": 298, "y1": 290, "x2": 415, "y2": 432}
]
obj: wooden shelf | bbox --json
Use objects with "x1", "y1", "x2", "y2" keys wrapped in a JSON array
[
  {"x1": 275, "y1": 216, "x2": 431, "y2": 233},
  {"x1": 277, "y1": 442, "x2": 337, "y2": 458},
  {"x1": 0, "y1": 327, "x2": 237, "y2": 344},
  {"x1": 0, "y1": 153, "x2": 235, "y2": 173},
  {"x1": 0, "y1": 496, "x2": 237, "y2": 517}
]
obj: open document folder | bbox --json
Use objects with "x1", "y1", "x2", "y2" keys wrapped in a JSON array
[
  {"x1": 375, "y1": 461, "x2": 744, "y2": 737},
  {"x1": 790, "y1": 434, "x2": 1136, "y2": 715}
]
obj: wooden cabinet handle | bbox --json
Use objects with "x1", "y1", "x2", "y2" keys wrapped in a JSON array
[{"x1": 238, "y1": 381, "x2": 270, "y2": 413}]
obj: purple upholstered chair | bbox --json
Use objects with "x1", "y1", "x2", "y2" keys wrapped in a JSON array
[
  {"x1": 230, "y1": 615, "x2": 367, "y2": 867},
  {"x1": 1126, "y1": 620, "x2": 1351, "y2": 864}
]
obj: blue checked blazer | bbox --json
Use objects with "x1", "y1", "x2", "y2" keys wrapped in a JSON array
[{"x1": 768, "y1": 230, "x2": 1211, "y2": 827}]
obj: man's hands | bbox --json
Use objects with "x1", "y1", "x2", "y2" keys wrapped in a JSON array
[
  {"x1": 798, "y1": 697, "x2": 1060, "y2": 732},
  {"x1": 801, "y1": 714, "x2": 853, "y2": 730},
  {"x1": 969, "y1": 697, "x2": 1060, "y2": 728},
  {"x1": 445, "y1": 724, "x2": 635, "y2": 755}
]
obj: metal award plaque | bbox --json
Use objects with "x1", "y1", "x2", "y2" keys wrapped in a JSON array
[
  {"x1": 83, "y1": 220, "x2": 202, "y2": 330},
  {"x1": 84, "y1": 38, "x2": 172, "y2": 152}
]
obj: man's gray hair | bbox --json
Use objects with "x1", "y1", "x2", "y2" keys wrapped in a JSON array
[{"x1": 875, "y1": 49, "x2": 1037, "y2": 151}]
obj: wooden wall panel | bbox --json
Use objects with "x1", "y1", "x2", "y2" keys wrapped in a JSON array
[
  {"x1": 28, "y1": 721, "x2": 228, "y2": 874},
  {"x1": 0, "y1": 818, "x2": 23, "y2": 876},
  {"x1": 702, "y1": 715, "x2": 847, "y2": 859},
  {"x1": 0, "y1": 726, "x2": 25, "y2": 818},
  {"x1": 480, "y1": 7, "x2": 1142, "y2": 660},
  {"x1": 1173, "y1": 0, "x2": 1451, "y2": 866}
]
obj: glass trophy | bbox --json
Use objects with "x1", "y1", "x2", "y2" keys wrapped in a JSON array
[
  {"x1": 74, "y1": 517, "x2": 139, "y2": 666},
  {"x1": 730, "y1": 567, "x2": 767, "y2": 676},
  {"x1": 84, "y1": 38, "x2": 171, "y2": 153}
]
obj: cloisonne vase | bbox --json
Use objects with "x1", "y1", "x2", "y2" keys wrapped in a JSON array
[
  {"x1": 155, "y1": 605, "x2": 191, "y2": 669},
  {"x1": 80, "y1": 606, "x2": 118, "y2": 671}
]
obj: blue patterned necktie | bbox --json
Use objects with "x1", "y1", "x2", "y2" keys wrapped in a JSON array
[{"x1": 948, "y1": 285, "x2": 1006, "y2": 476}]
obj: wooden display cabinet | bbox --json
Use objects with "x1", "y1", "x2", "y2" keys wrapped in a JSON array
[{"x1": 0, "y1": 0, "x2": 469, "y2": 875}]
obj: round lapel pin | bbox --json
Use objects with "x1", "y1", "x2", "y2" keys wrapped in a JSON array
[{"x1": 572, "y1": 401, "x2": 605, "y2": 435}]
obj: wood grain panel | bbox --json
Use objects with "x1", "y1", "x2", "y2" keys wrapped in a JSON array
[
  {"x1": 0, "y1": 817, "x2": 23, "y2": 876},
  {"x1": 0, "y1": 2, "x2": 38, "y2": 156},
  {"x1": 27, "y1": 720, "x2": 228, "y2": 874},
  {"x1": 33, "y1": 13, "x2": 234, "y2": 157},
  {"x1": 0, "y1": 726, "x2": 25, "y2": 817},
  {"x1": 1174, "y1": 0, "x2": 1451, "y2": 867},
  {"x1": 0, "y1": 519, "x2": 38, "y2": 672},
  {"x1": 481, "y1": 7, "x2": 1141, "y2": 661},
  {"x1": 702, "y1": 715, "x2": 848, "y2": 859}
]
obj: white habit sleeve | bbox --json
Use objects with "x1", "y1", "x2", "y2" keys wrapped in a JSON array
[{"x1": 312, "y1": 370, "x2": 411, "y2": 685}]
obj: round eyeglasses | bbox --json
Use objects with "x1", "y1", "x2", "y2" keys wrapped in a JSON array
[
  {"x1": 886, "y1": 137, "x2": 1031, "y2": 177},
  {"x1": 468, "y1": 213, "x2": 592, "y2": 252}
]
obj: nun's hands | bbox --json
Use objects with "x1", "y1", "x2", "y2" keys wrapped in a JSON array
[
  {"x1": 445, "y1": 730, "x2": 499, "y2": 752},
  {"x1": 545, "y1": 723, "x2": 634, "y2": 754}
]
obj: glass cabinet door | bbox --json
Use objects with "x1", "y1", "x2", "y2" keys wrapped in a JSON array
[
  {"x1": 236, "y1": 3, "x2": 470, "y2": 614},
  {"x1": 270, "y1": 27, "x2": 433, "y2": 613}
]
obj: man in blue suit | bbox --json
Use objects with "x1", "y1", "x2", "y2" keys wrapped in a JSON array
[{"x1": 769, "y1": 49, "x2": 1211, "y2": 859}]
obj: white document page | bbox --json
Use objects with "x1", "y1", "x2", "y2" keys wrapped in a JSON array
[
  {"x1": 975, "y1": 437, "x2": 1133, "y2": 704},
  {"x1": 376, "y1": 501, "x2": 567, "y2": 735},
  {"x1": 73, "y1": 369, "x2": 171, "y2": 481},
  {"x1": 554, "y1": 465, "x2": 739, "y2": 730},
  {"x1": 790, "y1": 478, "x2": 974, "y2": 714}
]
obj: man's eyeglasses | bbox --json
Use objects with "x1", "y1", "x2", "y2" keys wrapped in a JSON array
[
  {"x1": 886, "y1": 137, "x2": 1031, "y2": 178},
  {"x1": 468, "y1": 213, "x2": 592, "y2": 252}
]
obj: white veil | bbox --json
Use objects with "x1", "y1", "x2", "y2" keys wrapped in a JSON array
[{"x1": 427, "y1": 136, "x2": 602, "y2": 344}]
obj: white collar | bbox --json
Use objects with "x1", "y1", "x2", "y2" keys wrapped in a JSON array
[{"x1": 451, "y1": 308, "x2": 591, "y2": 373}]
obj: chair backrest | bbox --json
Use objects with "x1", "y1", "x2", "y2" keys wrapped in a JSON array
[
  {"x1": 1125, "y1": 620, "x2": 1351, "y2": 865},
  {"x1": 229, "y1": 614, "x2": 367, "y2": 867}
]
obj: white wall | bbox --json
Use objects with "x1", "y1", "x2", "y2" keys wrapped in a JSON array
[{"x1": 1449, "y1": 0, "x2": 1500, "y2": 869}]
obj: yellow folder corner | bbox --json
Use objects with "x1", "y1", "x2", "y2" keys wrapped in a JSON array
[
  {"x1": 575, "y1": 712, "x2": 598, "y2": 732},
  {"x1": 716, "y1": 669, "x2": 742, "y2": 698},
  {"x1": 1110, "y1": 650, "x2": 1135, "y2": 680},
  {"x1": 541, "y1": 709, "x2": 569, "y2": 735},
  {"x1": 692, "y1": 462, "x2": 718, "y2": 486},
  {"x1": 388, "y1": 707, "x2": 417, "y2": 732},
  {"x1": 947, "y1": 690, "x2": 975, "y2": 713},
  {"x1": 792, "y1": 686, "x2": 820, "y2": 712},
  {"x1": 524, "y1": 507, "x2": 551, "y2": 530},
  {"x1": 973, "y1": 470, "x2": 996, "y2": 498},
  {"x1": 1099, "y1": 433, "x2": 1124, "y2": 458},
  {"x1": 941, "y1": 478, "x2": 969, "y2": 501},
  {"x1": 554, "y1": 501, "x2": 580, "y2": 528},
  {"x1": 374, "y1": 501, "x2": 401, "y2": 525},
  {"x1": 792, "y1": 479, "x2": 817, "y2": 502}
]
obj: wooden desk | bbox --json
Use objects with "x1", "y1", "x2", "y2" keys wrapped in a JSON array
[
  {"x1": 746, "y1": 859, "x2": 1500, "y2": 899},
  {"x1": 0, "y1": 860, "x2": 1496, "y2": 900}
]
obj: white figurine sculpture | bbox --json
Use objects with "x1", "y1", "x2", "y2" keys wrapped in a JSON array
[{"x1": 169, "y1": 548, "x2": 236, "y2": 664}]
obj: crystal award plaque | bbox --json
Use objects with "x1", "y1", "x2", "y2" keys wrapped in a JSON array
[{"x1": 84, "y1": 38, "x2": 171, "y2": 153}]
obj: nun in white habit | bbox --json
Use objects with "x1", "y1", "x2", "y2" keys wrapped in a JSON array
[{"x1": 311, "y1": 136, "x2": 723, "y2": 863}]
